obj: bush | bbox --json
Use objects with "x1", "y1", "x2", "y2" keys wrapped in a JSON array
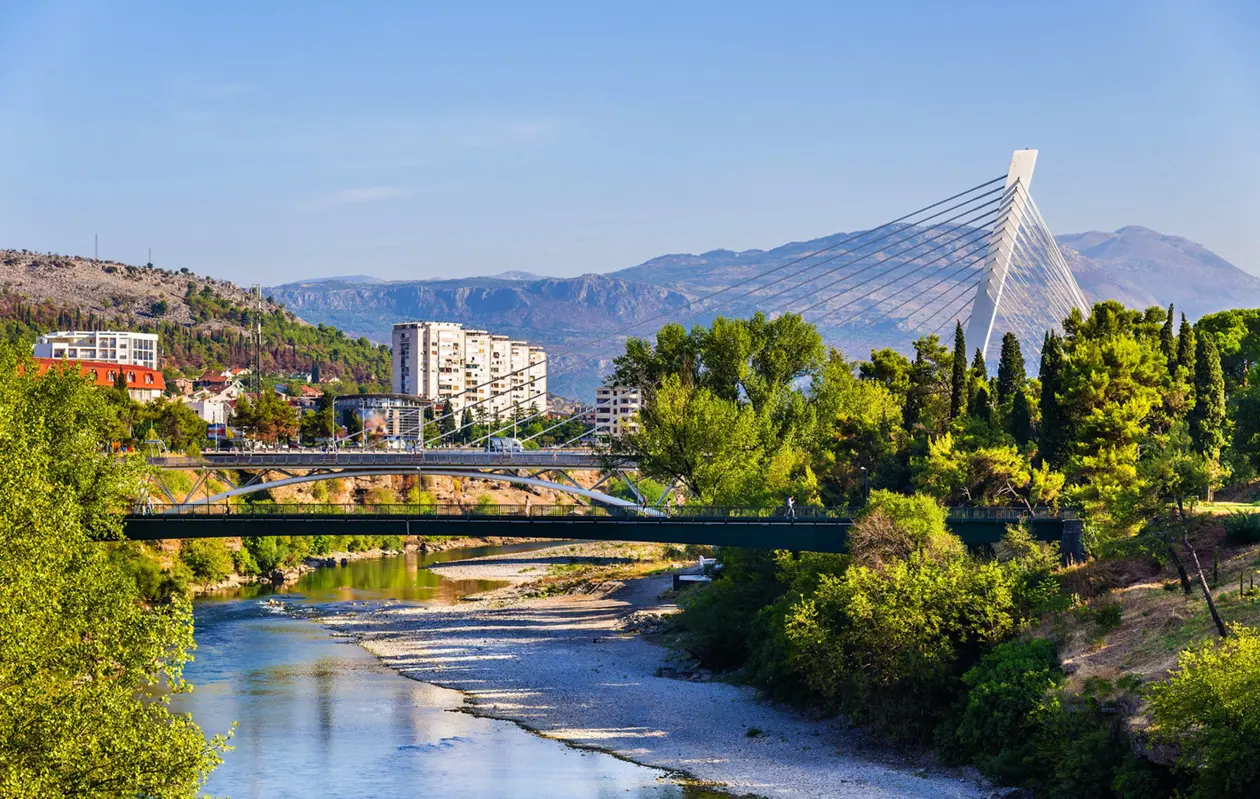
[
  {"x1": 243, "y1": 536, "x2": 288, "y2": 573},
  {"x1": 1223, "y1": 512, "x2": 1260, "y2": 545},
  {"x1": 936, "y1": 639, "x2": 1063, "y2": 776},
  {"x1": 848, "y1": 490, "x2": 960, "y2": 567},
  {"x1": 784, "y1": 554, "x2": 1026, "y2": 743},
  {"x1": 180, "y1": 538, "x2": 233, "y2": 583},
  {"x1": 1147, "y1": 624, "x2": 1260, "y2": 798},
  {"x1": 675, "y1": 547, "x2": 785, "y2": 670}
]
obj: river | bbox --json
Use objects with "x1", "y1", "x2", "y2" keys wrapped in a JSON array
[{"x1": 177, "y1": 543, "x2": 719, "y2": 798}]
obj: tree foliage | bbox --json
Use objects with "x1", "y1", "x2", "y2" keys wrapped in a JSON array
[{"x1": 0, "y1": 344, "x2": 226, "y2": 796}]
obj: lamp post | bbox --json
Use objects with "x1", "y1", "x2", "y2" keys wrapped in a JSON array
[{"x1": 860, "y1": 466, "x2": 869, "y2": 505}]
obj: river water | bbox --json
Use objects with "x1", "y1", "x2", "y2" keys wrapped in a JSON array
[{"x1": 177, "y1": 544, "x2": 713, "y2": 798}]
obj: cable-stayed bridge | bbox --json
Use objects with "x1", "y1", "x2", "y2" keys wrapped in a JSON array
[
  {"x1": 415, "y1": 148, "x2": 1088, "y2": 451},
  {"x1": 137, "y1": 150, "x2": 1090, "y2": 551}
]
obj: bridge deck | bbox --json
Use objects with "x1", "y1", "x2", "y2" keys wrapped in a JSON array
[{"x1": 123, "y1": 504, "x2": 1078, "y2": 554}]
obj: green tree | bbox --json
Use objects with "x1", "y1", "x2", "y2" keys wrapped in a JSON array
[
  {"x1": 1189, "y1": 335, "x2": 1226, "y2": 457},
  {"x1": 138, "y1": 396, "x2": 208, "y2": 451},
  {"x1": 1177, "y1": 312, "x2": 1196, "y2": 374},
  {"x1": 1010, "y1": 387, "x2": 1033, "y2": 446},
  {"x1": 1159, "y1": 303, "x2": 1176, "y2": 370},
  {"x1": 950, "y1": 322, "x2": 967, "y2": 419},
  {"x1": 1038, "y1": 331, "x2": 1067, "y2": 467},
  {"x1": 1146, "y1": 624, "x2": 1260, "y2": 798},
  {"x1": 0, "y1": 344, "x2": 227, "y2": 796},
  {"x1": 996, "y1": 331, "x2": 1025, "y2": 407}
]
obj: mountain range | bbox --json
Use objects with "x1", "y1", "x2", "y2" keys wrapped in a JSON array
[{"x1": 266, "y1": 225, "x2": 1258, "y2": 399}]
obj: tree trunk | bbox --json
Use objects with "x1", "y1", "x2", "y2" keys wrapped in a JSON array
[
  {"x1": 1183, "y1": 534, "x2": 1228, "y2": 638},
  {"x1": 1165, "y1": 541, "x2": 1193, "y2": 595}
]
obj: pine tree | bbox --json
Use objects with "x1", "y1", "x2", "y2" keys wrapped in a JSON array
[
  {"x1": 1176, "y1": 313, "x2": 1196, "y2": 375},
  {"x1": 950, "y1": 322, "x2": 967, "y2": 419},
  {"x1": 1189, "y1": 335, "x2": 1226, "y2": 457},
  {"x1": 438, "y1": 401, "x2": 457, "y2": 439},
  {"x1": 1159, "y1": 303, "x2": 1176, "y2": 370},
  {"x1": 1038, "y1": 331, "x2": 1066, "y2": 466},
  {"x1": 996, "y1": 331, "x2": 1025, "y2": 406}
]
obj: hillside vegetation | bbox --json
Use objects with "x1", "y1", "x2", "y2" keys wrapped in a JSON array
[{"x1": 0, "y1": 249, "x2": 389, "y2": 385}]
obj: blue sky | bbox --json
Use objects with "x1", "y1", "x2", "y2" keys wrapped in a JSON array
[{"x1": 2, "y1": 0, "x2": 1258, "y2": 283}]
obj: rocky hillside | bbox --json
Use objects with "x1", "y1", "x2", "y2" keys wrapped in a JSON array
[
  {"x1": 0, "y1": 249, "x2": 389, "y2": 384},
  {"x1": 0, "y1": 248, "x2": 278, "y2": 327}
]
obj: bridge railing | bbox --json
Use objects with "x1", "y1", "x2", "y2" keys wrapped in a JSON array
[
  {"x1": 146, "y1": 450, "x2": 624, "y2": 468},
  {"x1": 135, "y1": 502, "x2": 1072, "y2": 522}
]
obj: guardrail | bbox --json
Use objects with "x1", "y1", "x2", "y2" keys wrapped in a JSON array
[{"x1": 136, "y1": 503, "x2": 1073, "y2": 522}]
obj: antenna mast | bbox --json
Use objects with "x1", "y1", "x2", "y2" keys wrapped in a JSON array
[{"x1": 251, "y1": 284, "x2": 263, "y2": 395}]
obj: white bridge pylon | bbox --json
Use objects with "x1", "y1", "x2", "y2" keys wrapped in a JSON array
[{"x1": 964, "y1": 149, "x2": 1090, "y2": 362}]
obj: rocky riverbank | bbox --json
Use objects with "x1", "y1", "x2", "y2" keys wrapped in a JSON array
[{"x1": 317, "y1": 542, "x2": 987, "y2": 798}]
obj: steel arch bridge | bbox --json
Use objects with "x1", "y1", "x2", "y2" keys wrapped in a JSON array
[{"x1": 143, "y1": 450, "x2": 656, "y2": 513}]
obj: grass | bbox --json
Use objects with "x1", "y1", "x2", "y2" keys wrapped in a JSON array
[{"x1": 1045, "y1": 539, "x2": 1260, "y2": 691}]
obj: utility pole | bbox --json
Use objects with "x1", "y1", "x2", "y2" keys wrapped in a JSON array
[{"x1": 94, "y1": 233, "x2": 98, "y2": 261}]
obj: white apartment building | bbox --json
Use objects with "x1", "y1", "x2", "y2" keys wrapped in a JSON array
[
  {"x1": 594, "y1": 385, "x2": 641, "y2": 438},
  {"x1": 392, "y1": 321, "x2": 546, "y2": 417},
  {"x1": 34, "y1": 330, "x2": 159, "y2": 370}
]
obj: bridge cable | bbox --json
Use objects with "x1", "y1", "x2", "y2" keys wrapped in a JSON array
[{"x1": 419, "y1": 174, "x2": 1007, "y2": 442}]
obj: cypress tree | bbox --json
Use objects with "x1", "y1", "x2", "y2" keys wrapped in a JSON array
[
  {"x1": 950, "y1": 322, "x2": 967, "y2": 419},
  {"x1": 1010, "y1": 388, "x2": 1033, "y2": 445},
  {"x1": 1176, "y1": 313, "x2": 1196, "y2": 375},
  {"x1": 1189, "y1": 335, "x2": 1226, "y2": 457},
  {"x1": 1038, "y1": 331, "x2": 1066, "y2": 466},
  {"x1": 1159, "y1": 303, "x2": 1176, "y2": 370},
  {"x1": 996, "y1": 331, "x2": 1025, "y2": 406},
  {"x1": 970, "y1": 385, "x2": 991, "y2": 421},
  {"x1": 970, "y1": 347, "x2": 987, "y2": 381}
]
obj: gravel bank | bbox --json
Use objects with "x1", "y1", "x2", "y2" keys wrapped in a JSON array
[{"x1": 318, "y1": 546, "x2": 986, "y2": 798}]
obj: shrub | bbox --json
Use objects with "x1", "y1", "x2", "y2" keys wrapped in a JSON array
[
  {"x1": 784, "y1": 554, "x2": 1025, "y2": 743},
  {"x1": 180, "y1": 538, "x2": 233, "y2": 583},
  {"x1": 243, "y1": 536, "x2": 288, "y2": 573},
  {"x1": 1146, "y1": 624, "x2": 1260, "y2": 798},
  {"x1": 847, "y1": 490, "x2": 960, "y2": 567},
  {"x1": 936, "y1": 639, "x2": 1064, "y2": 778},
  {"x1": 1223, "y1": 512, "x2": 1260, "y2": 545}
]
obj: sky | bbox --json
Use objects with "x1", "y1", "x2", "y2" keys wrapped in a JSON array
[{"x1": 1, "y1": 0, "x2": 1259, "y2": 285}]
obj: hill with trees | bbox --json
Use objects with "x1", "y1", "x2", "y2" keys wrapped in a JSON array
[{"x1": 0, "y1": 249, "x2": 389, "y2": 387}]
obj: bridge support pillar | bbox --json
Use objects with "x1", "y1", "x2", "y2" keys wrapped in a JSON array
[
  {"x1": 965, "y1": 149, "x2": 1037, "y2": 361},
  {"x1": 1059, "y1": 518, "x2": 1085, "y2": 566}
]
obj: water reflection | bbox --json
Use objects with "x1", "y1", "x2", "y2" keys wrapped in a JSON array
[
  {"x1": 209, "y1": 541, "x2": 562, "y2": 604},
  {"x1": 182, "y1": 544, "x2": 724, "y2": 798}
]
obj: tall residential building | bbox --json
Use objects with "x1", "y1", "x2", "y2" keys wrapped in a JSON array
[
  {"x1": 594, "y1": 385, "x2": 641, "y2": 438},
  {"x1": 34, "y1": 330, "x2": 159, "y2": 370},
  {"x1": 392, "y1": 321, "x2": 546, "y2": 417}
]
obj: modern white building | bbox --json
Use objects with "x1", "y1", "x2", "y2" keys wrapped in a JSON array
[
  {"x1": 34, "y1": 330, "x2": 159, "y2": 370},
  {"x1": 594, "y1": 385, "x2": 641, "y2": 438},
  {"x1": 392, "y1": 321, "x2": 546, "y2": 417}
]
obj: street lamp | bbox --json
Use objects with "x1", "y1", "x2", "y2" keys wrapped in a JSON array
[{"x1": 859, "y1": 466, "x2": 869, "y2": 505}]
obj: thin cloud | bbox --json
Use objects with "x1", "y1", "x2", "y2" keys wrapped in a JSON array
[{"x1": 297, "y1": 185, "x2": 406, "y2": 210}]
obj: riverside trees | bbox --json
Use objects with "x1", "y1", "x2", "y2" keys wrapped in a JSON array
[
  {"x1": 616, "y1": 301, "x2": 1258, "y2": 797},
  {"x1": 0, "y1": 343, "x2": 226, "y2": 796}
]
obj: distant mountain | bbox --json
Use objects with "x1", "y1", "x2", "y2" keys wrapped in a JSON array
[
  {"x1": 269, "y1": 225, "x2": 1260, "y2": 400},
  {"x1": 1057, "y1": 226, "x2": 1260, "y2": 319},
  {"x1": 266, "y1": 274, "x2": 689, "y2": 398},
  {"x1": 493, "y1": 270, "x2": 545, "y2": 281}
]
